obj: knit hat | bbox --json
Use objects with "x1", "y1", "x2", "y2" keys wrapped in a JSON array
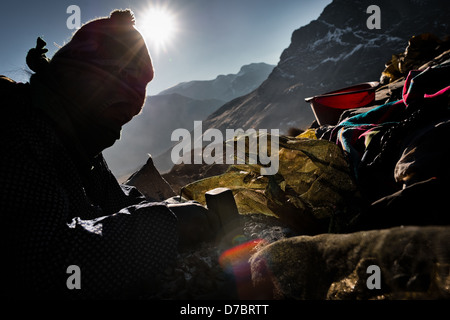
[
  {"x1": 27, "y1": 9, "x2": 154, "y2": 168},
  {"x1": 52, "y1": 9, "x2": 154, "y2": 91},
  {"x1": 28, "y1": 9, "x2": 154, "y2": 92}
]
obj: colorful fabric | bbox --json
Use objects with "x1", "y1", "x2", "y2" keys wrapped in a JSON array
[{"x1": 327, "y1": 65, "x2": 450, "y2": 178}]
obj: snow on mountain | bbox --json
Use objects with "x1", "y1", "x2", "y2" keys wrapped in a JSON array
[
  {"x1": 202, "y1": 0, "x2": 450, "y2": 133},
  {"x1": 107, "y1": 0, "x2": 450, "y2": 178}
]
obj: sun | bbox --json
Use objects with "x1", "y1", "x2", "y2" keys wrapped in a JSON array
[{"x1": 137, "y1": 6, "x2": 177, "y2": 53}]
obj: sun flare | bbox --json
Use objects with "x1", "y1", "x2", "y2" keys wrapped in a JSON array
[{"x1": 138, "y1": 6, "x2": 177, "y2": 53}]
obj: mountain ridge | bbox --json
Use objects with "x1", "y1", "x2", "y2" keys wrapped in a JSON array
[
  {"x1": 158, "y1": 62, "x2": 275, "y2": 102},
  {"x1": 104, "y1": 62, "x2": 275, "y2": 177},
  {"x1": 109, "y1": 0, "x2": 450, "y2": 178},
  {"x1": 201, "y1": 0, "x2": 450, "y2": 134},
  {"x1": 154, "y1": 0, "x2": 450, "y2": 179}
]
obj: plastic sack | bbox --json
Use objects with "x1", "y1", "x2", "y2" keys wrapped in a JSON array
[{"x1": 181, "y1": 133, "x2": 361, "y2": 234}]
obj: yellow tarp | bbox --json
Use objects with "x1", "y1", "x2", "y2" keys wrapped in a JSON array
[{"x1": 181, "y1": 133, "x2": 361, "y2": 234}]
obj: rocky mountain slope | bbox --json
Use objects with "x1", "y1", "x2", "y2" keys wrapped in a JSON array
[
  {"x1": 202, "y1": 0, "x2": 450, "y2": 133},
  {"x1": 103, "y1": 63, "x2": 274, "y2": 178},
  {"x1": 156, "y1": 0, "x2": 450, "y2": 180},
  {"x1": 103, "y1": 94, "x2": 223, "y2": 178}
]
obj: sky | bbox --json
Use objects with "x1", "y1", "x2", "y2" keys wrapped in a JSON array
[{"x1": 0, "y1": 0, "x2": 331, "y2": 95}]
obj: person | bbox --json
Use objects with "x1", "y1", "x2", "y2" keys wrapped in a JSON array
[{"x1": 0, "y1": 9, "x2": 215, "y2": 299}]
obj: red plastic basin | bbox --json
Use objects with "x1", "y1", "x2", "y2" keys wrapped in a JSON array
[{"x1": 305, "y1": 81, "x2": 379, "y2": 126}]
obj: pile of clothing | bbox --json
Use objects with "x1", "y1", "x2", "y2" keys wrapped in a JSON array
[{"x1": 319, "y1": 62, "x2": 450, "y2": 230}]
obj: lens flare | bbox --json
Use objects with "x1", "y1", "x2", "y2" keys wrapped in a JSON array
[{"x1": 219, "y1": 239, "x2": 267, "y2": 299}]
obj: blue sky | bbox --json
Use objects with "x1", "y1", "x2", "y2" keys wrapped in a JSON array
[{"x1": 0, "y1": 0, "x2": 331, "y2": 95}]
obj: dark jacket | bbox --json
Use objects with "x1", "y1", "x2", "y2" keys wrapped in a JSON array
[{"x1": 0, "y1": 76, "x2": 178, "y2": 299}]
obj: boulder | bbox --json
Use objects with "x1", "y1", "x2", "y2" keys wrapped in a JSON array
[
  {"x1": 249, "y1": 226, "x2": 450, "y2": 299},
  {"x1": 125, "y1": 155, "x2": 176, "y2": 201}
]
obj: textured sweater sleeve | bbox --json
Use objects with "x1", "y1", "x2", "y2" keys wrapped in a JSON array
[{"x1": 0, "y1": 136, "x2": 179, "y2": 299}]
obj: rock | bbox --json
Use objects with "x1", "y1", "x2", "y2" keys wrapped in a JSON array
[
  {"x1": 205, "y1": 187, "x2": 241, "y2": 244},
  {"x1": 148, "y1": 242, "x2": 239, "y2": 300},
  {"x1": 125, "y1": 155, "x2": 176, "y2": 201},
  {"x1": 249, "y1": 226, "x2": 450, "y2": 299},
  {"x1": 144, "y1": 212, "x2": 299, "y2": 300},
  {"x1": 163, "y1": 162, "x2": 230, "y2": 196}
]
